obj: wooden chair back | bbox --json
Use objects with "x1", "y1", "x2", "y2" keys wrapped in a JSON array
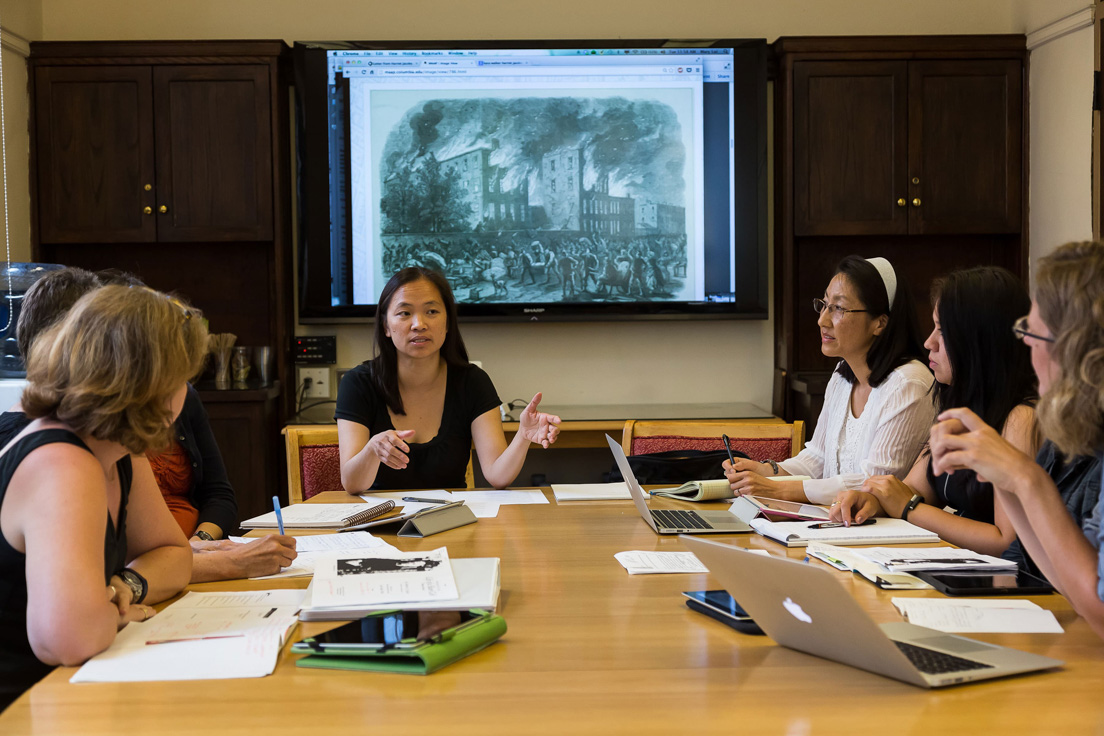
[
  {"x1": 620, "y1": 419, "x2": 805, "y2": 463},
  {"x1": 283, "y1": 425, "x2": 476, "y2": 503}
]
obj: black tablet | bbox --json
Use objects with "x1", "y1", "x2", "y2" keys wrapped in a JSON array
[
  {"x1": 914, "y1": 570, "x2": 1055, "y2": 596},
  {"x1": 683, "y1": 590, "x2": 764, "y2": 635}
]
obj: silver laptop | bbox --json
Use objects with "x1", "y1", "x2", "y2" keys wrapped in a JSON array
[
  {"x1": 605, "y1": 434, "x2": 752, "y2": 535},
  {"x1": 682, "y1": 535, "x2": 1064, "y2": 688}
]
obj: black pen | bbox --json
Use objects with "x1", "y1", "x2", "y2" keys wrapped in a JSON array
[
  {"x1": 402, "y1": 496, "x2": 449, "y2": 504},
  {"x1": 721, "y1": 434, "x2": 736, "y2": 469}
]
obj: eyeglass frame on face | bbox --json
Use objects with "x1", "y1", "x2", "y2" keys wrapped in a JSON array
[
  {"x1": 1012, "y1": 315, "x2": 1054, "y2": 344},
  {"x1": 813, "y1": 297, "x2": 869, "y2": 320}
]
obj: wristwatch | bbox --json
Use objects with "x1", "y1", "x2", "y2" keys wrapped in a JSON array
[
  {"x1": 117, "y1": 568, "x2": 148, "y2": 604},
  {"x1": 194, "y1": 529, "x2": 214, "y2": 542},
  {"x1": 901, "y1": 493, "x2": 923, "y2": 522}
]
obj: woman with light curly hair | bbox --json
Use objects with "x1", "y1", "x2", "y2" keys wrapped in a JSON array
[
  {"x1": 0, "y1": 285, "x2": 204, "y2": 708},
  {"x1": 931, "y1": 241, "x2": 1104, "y2": 638}
]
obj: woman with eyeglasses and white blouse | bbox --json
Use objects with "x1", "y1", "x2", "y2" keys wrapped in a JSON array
[{"x1": 723, "y1": 255, "x2": 935, "y2": 505}]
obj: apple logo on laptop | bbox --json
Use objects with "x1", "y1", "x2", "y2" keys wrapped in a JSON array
[{"x1": 782, "y1": 597, "x2": 813, "y2": 623}]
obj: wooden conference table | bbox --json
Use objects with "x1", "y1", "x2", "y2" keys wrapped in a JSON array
[{"x1": 4, "y1": 490, "x2": 1103, "y2": 735}]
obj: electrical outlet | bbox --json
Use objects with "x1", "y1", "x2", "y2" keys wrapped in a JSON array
[{"x1": 297, "y1": 367, "x2": 330, "y2": 399}]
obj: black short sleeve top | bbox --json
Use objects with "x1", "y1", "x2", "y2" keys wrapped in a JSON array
[{"x1": 334, "y1": 362, "x2": 501, "y2": 490}]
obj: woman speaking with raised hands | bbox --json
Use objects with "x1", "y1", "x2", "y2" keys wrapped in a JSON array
[
  {"x1": 930, "y1": 241, "x2": 1104, "y2": 639},
  {"x1": 724, "y1": 255, "x2": 935, "y2": 504},
  {"x1": 337, "y1": 267, "x2": 560, "y2": 492}
]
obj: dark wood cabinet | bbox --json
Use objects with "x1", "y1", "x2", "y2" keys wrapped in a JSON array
[
  {"x1": 30, "y1": 41, "x2": 294, "y2": 519},
  {"x1": 33, "y1": 66, "x2": 156, "y2": 243},
  {"x1": 153, "y1": 65, "x2": 273, "y2": 242},
  {"x1": 793, "y1": 57, "x2": 1021, "y2": 238},
  {"x1": 34, "y1": 60, "x2": 274, "y2": 244},
  {"x1": 794, "y1": 61, "x2": 908, "y2": 236},
  {"x1": 908, "y1": 60, "x2": 1022, "y2": 234},
  {"x1": 775, "y1": 36, "x2": 1028, "y2": 431}
]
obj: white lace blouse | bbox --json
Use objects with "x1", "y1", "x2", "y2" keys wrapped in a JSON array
[{"x1": 780, "y1": 360, "x2": 936, "y2": 504}]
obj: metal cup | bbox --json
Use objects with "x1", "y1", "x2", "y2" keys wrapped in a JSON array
[{"x1": 254, "y1": 346, "x2": 274, "y2": 385}]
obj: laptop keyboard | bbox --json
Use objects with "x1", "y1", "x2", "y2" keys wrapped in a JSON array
[
  {"x1": 652, "y1": 508, "x2": 713, "y2": 530},
  {"x1": 894, "y1": 641, "x2": 993, "y2": 674}
]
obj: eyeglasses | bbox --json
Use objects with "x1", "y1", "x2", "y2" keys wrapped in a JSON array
[
  {"x1": 813, "y1": 298, "x2": 869, "y2": 319},
  {"x1": 1012, "y1": 315, "x2": 1053, "y2": 344}
]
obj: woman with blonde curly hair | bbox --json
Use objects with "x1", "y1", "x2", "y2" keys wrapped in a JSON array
[
  {"x1": 0, "y1": 285, "x2": 204, "y2": 708},
  {"x1": 931, "y1": 241, "x2": 1104, "y2": 638}
]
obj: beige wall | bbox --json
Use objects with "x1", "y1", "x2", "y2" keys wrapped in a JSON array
[
  {"x1": 0, "y1": 0, "x2": 40, "y2": 263},
  {"x1": 1025, "y1": 5, "x2": 1095, "y2": 263},
  {"x1": 12, "y1": 0, "x2": 1089, "y2": 408}
]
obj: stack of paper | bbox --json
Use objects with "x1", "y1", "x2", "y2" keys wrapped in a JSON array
[
  {"x1": 312, "y1": 547, "x2": 459, "y2": 607},
  {"x1": 849, "y1": 547, "x2": 1017, "y2": 573},
  {"x1": 299, "y1": 556, "x2": 501, "y2": 621},
  {"x1": 227, "y1": 531, "x2": 399, "y2": 579},
  {"x1": 241, "y1": 502, "x2": 395, "y2": 529},
  {"x1": 552, "y1": 482, "x2": 632, "y2": 501},
  {"x1": 891, "y1": 597, "x2": 1064, "y2": 634},
  {"x1": 749, "y1": 517, "x2": 940, "y2": 547},
  {"x1": 806, "y1": 544, "x2": 931, "y2": 590},
  {"x1": 71, "y1": 590, "x2": 304, "y2": 683}
]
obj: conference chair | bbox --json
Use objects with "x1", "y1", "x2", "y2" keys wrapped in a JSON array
[
  {"x1": 620, "y1": 419, "x2": 805, "y2": 463},
  {"x1": 283, "y1": 425, "x2": 476, "y2": 503}
]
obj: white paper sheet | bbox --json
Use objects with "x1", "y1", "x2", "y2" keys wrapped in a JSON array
[
  {"x1": 451, "y1": 490, "x2": 549, "y2": 505},
  {"x1": 552, "y1": 483, "x2": 632, "y2": 501},
  {"x1": 70, "y1": 590, "x2": 303, "y2": 683},
  {"x1": 852, "y1": 547, "x2": 1017, "y2": 572},
  {"x1": 311, "y1": 546, "x2": 459, "y2": 607},
  {"x1": 891, "y1": 597, "x2": 1064, "y2": 634},
  {"x1": 615, "y1": 550, "x2": 709, "y2": 574},
  {"x1": 229, "y1": 532, "x2": 399, "y2": 580}
]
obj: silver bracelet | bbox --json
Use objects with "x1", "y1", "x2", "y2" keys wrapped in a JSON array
[{"x1": 767, "y1": 459, "x2": 780, "y2": 476}]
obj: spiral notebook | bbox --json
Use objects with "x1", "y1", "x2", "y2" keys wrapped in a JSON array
[{"x1": 241, "y1": 502, "x2": 396, "y2": 529}]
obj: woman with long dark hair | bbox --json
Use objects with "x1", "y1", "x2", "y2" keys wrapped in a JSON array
[
  {"x1": 724, "y1": 255, "x2": 934, "y2": 503},
  {"x1": 931, "y1": 242, "x2": 1104, "y2": 638},
  {"x1": 337, "y1": 267, "x2": 560, "y2": 492},
  {"x1": 831, "y1": 267, "x2": 1039, "y2": 555}
]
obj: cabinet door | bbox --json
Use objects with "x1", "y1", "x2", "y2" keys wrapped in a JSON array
[
  {"x1": 153, "y1": 65, "x2": 273, "y2": 242},
  {"x1": 34, "y1": 66, "x2": 156, "y2": 243},
  {"x1": 793, "y1": 61, "x2": 908, "y2": 236},
  {"x1": 909, "y1": 60, "x2": 1023, "y2": 234}
]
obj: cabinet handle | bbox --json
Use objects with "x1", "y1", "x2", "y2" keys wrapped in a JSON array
[
  {"x1": 911, "y1": 198, "x2": 922, "y2": 207},
  {"x1": 144, "y1": 184, "x2": 152, "y2": 191},
  {"x1": 911, "y1": 177, "x2": 920, "y2": 185},
  {"x1": 896, "y1": 198, "x2": 907, "y2": 207},
  {"x1": 143, "y1": 206, "x2": 152, "y2": 215},
  {"x1": 159, "y1": 205, "x2": 169, "y2": 214}
]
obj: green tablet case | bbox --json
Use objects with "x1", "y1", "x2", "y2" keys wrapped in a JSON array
[{"x1": 292, "y1": 610, "x2": 506, "y2": 675}]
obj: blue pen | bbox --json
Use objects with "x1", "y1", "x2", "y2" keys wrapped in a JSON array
[{"x1": 272, "y1": 495, "x2": 285, "y2": 535}]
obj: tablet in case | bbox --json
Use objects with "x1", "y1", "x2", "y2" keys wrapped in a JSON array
[{"x1": 292, "y1": 609, "x2": 506, "y2": 675}]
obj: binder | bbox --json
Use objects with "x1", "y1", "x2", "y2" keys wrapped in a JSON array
[{"x1": 292, "y1": 609, "x2": 506, "y2": 674}]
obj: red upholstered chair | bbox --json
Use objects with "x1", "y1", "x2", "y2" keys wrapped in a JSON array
[
  {"x1": 620, "y1": 419, "x2": 805, "y2": 465},
  {"x1": 283, "y1": 426, "x2": 343, "y2": 503},
  {"x1": 283, "y1": 425, "x2": 476, "y2": 503}
]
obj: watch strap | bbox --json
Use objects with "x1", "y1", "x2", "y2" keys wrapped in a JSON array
[
  {"x1": 901, "y1": 494, "x2": 923, "y2": 522},
  {"x1": 194, "y1": 529, "x2": 214, "y2": 542},
  {"x1": 119, "y1": 568, "x2": 148, "y2": 604}
]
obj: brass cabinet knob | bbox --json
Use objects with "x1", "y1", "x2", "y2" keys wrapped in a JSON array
[
  {"x1": 144, "y1": 184, "x2": 152, "y2": 191},
  {"x1": 159, "y1": 205, "x2": 168, "y2": 214},
  {"x1": 143, "y1": 206, "x2": 152, "y2": 215},
  {"x1": 911, "y1": 177, "x2": 920, "y2": 185},
  {"x1": 896, "y1": 198, "x2": 907, "y2": 207},
  {"x1": 911, "y1": 198, "x2": 922, "y2": 207}
]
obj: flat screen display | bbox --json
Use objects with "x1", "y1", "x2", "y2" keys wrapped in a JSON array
[{"x1": 294, "y1": 39, "x2": 767, "y2": 321}]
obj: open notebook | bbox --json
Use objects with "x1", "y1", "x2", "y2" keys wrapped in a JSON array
[
  {"x1": 241, "y1": 501, "x2": 396, "y2": 529},
  {"x1": 750, "y1": 517, "x2": 940, "y2": 548}
]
